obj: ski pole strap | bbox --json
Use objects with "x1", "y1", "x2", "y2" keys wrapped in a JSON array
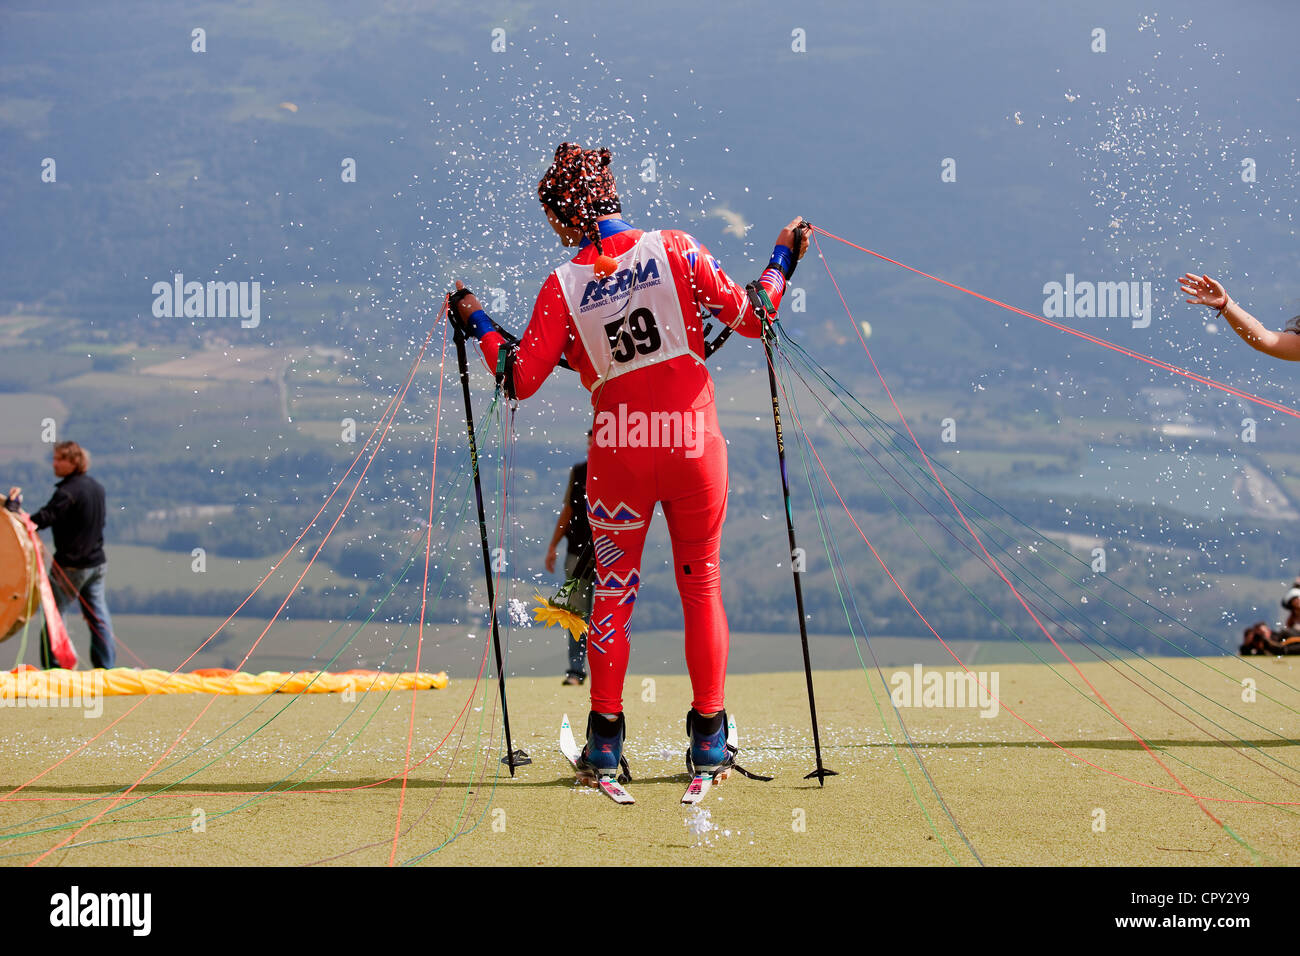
[
  {"x1": 448, "y1": 287, "x2": 476, "y2": 332},
  {"x1": 449, "y1": 287, "x2": 474, "y2": 312}
]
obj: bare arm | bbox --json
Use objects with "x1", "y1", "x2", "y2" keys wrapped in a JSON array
[
  {"x1": 545, "y1": 500, "x2": 572, "y2": 574},
  {"x1": 549, "y1": 502, "x2": 572, "y2": 550},
  {"x1": 1179, "y1": 273, "x2": 1300, "y2": 361}
]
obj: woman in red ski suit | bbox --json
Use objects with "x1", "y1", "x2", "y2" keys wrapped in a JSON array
[{"x1": 451, "y1": 142, "x2": 807, "y2": 777}]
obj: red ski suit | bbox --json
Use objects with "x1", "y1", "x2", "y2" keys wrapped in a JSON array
[{"x1": 481, "y1": 220, "x2": 787, "y2": 713}]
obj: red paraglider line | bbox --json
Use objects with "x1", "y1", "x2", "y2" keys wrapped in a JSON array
[{"x1": 811, "y1": 225, "x2": 1300, "y2": 421}]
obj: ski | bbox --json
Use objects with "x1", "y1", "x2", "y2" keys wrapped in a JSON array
[
  {"x1": 681, "y1": 715, "x2": 741, "y2": 805},
  {"x1": 595, "y1": 776, "x2": 635, "y2": 804},
  {"x1": 560, "y1": 714, "x2": 635, "y2": 805},
  {"x1": 681, "y1": 774, "x2": 714, "y2": 805}
]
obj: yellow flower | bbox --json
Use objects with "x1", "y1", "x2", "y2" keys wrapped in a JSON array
[{"x1": 532, "y1": 594, "x2": 589, "y2": 641}]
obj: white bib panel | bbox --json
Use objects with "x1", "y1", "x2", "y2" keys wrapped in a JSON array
[{"x1": 553, "y1": 231, "x2": 693, "y2": 387}]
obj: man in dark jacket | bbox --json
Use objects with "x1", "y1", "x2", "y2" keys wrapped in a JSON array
[{"x1": 6, "y1": 441, "x2": 116, "y2": 668}]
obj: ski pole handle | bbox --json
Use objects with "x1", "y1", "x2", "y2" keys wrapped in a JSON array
[{"x1": 784, "y1": 219, "x2": 811, "y2": 283}]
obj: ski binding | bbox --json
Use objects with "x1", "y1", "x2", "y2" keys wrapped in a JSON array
[
  {"x1": 560, "y1": 713, "x2": 634, "y2": 805},
  {"x1": 681, "y1": 714, "x2": 741, "y2": 805}
]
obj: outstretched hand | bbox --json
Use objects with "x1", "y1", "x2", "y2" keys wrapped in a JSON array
[{"x1": 1179, "y1": 273, "x2": 1228, "y2": 311}]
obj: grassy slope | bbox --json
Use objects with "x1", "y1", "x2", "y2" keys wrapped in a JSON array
[{"x1": 1, "y1": 657, "x2": 1296, "y2": 867}]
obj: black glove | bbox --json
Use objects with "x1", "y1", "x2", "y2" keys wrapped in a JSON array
[
  {"x1": 447, "y1": 287, "x2": 479, "y2": 338},
  {"x1": 783, "y1": 219, "x2": 812, "y2": 283}
]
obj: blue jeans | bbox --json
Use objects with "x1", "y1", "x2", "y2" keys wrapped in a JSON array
[
  {"x1": 564, "y1": 551, "x2": 593, "y2": 677},
  {"x1": 40, "y1": 563, "x2": 116, "y2": 669}
]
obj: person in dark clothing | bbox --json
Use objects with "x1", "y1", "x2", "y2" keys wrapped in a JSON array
[
  {"x1": 545, "y1": 431, "x2": 596, "y2": 685},
  {"x1": 1241, "y1": 621, "x2": 1300, "y2": 656},
  {"x1": 6, "y1": 441, "x2": 116, "y2": 668}
]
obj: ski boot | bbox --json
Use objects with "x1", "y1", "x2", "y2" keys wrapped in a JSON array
[
  {"x1": 574, "y1": 711, "x2": 632, "y2": 786},
  {"x1": 686, "y1": 708, "x2": 736, "y2": 783}
]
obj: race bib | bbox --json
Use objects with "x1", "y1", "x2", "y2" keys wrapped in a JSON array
[{"x1": 554, "y1": 231, "x2": 692, "y2": 386}]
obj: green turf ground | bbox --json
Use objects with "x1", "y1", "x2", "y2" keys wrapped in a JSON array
[{"x1": 1, "y1": 656, "x2": 1297, "y2": 866}]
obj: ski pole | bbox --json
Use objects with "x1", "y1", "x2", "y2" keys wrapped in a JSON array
[
  {"x1": 746, "y1": 223, "x2": 837, "y2": 785},
  {"x1": 451, "y1": 316, "x2": 530, "y2": 774}
]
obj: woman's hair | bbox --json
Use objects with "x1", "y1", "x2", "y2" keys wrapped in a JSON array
[
  {"x1": 54, "y1": 440, "x2": 89, "y2": 474},
  {"x1": 1285, "y1": 315, "x2": 1300, "y2": 335},
  {"x1": 537, "y1": 142, "x2": 621, "y2": 255}
]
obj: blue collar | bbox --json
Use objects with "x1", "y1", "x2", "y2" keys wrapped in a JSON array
[{"x1": 578, "y1": 218, "x2": 635, "y2": 249}]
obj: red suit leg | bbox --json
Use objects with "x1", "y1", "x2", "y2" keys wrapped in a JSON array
[
  {"x1": 660, "y1": 405, "x2": 729, "y2": 714},
  {"x1": 584, "y1": 445, "x2": 653, "y2": 713}
]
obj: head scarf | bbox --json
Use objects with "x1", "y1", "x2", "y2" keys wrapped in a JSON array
[{"x1": 538, "y1": 142, "x2": 621, "y2": 260}]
